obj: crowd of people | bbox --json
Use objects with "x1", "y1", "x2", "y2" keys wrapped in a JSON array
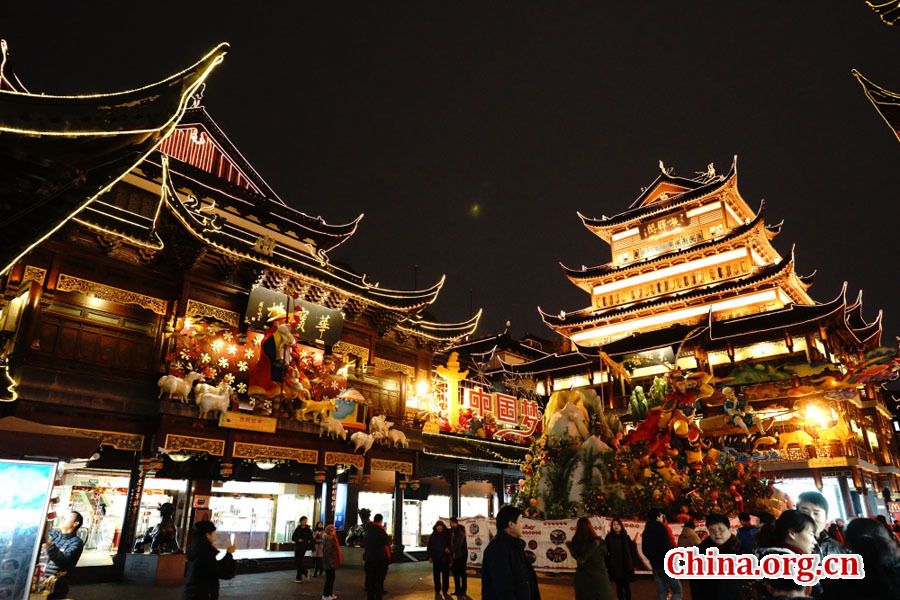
[{"x1": 36, "y1": 492, "x2": 900, "y2": 600}]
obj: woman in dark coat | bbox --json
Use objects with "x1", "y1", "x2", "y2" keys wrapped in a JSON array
[
  {"x1": 181, "y1": 520, "x2": 236, "y2": 600},
  {"x1": 427, "y1": 520, "x2": 452, "y2": 595},
  {"x1": 321, "y1": 524, "x2": 341, "y2": 600},
  {"x1": 292, "y1": 515, "x2": 313, "y2": 582},
  {"x1": 565, "y1": 517, "x2": 614, "y2": 600},
  {"x1": 604, "y1": 519, "x2": 635, "y2": 600}
]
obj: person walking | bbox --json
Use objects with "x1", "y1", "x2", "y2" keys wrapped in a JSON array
[
  {"x1": 321, "y1": 524, "x2": 341, "y2": 600},
  {"x1": 604, "y1": 519, "x2": 635, "y2": 600},
  {"x1": 642, "y1": 509, "x2": 681, "y2": 600},
  {"x1": 181, "y1": 520, "x2": 236, "y2": 600},
  {"x1": 292, "y1": 515, "x2": 314, "y2": 583},
  {"x1": 363, "y1": 513, "x2": 391, "y2": 600},
  {"x1": 42, "y1": 511, "x2": 85, "y2": 600},
  {"x1": 312, "y1": 521, "x2": 325, "y2": 577},
  {"x1": 449, "y1": 517, "x2": 468, "y2": 597},
  {"x1": 481, "y1": 505, "x2": 540, "y2": 600},
  {"x1": 565, "y1": 517, "x2": 613, "y2": 600},
  {"x1": 427, "y1": 520, "x2": 452, "y2": 596}
]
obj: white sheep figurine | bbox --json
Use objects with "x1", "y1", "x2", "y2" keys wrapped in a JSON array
[
  {"x1": 369, "y1": 414, "x2": 394, "y2": 435},
  {"x1": 386, "y1": 428, "x2": 409, "y2": 448},
  {"x1": 350, "y1": 431, "x2": 383, "y2": 454},
  {"x1": 320, "y1": 416, "x2": 347, "y2": 440},
  {"x1": 198, "y1": 383, "x2": 233, "y2": 420},
  {"x1": 158, "y1": 371, "x2": 203, "y2": 403}
]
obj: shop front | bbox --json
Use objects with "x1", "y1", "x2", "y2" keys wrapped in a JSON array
[
  {"x1": 208, "y1": 480, "x2": 316, "y2": 550},
  {"x1": 52, "y1": 470, "x2": 191, "y2": 566}
]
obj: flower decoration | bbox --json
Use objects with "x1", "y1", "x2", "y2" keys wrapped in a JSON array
[
  {"x1": 237, "y1": 361, "x2": 248, "y2": 372},
  {"x1": 223, "y1": 373, "x2": 235, "y2": 384},
  {"x1": 244, "y1": 348, "x2": 255, "y2": 360},
  {"x1": 236, "y1": 382, "x2": 247, "y2": 394},
  {"x1": 227, "y1": 345, "x2": 237, "y2": 355},
  {"x1": 200, "y1": 353, "x2": 211, "y2": 364},
  {"x1": 218, "y1": 357, "x2": 229, "y2": 369}
]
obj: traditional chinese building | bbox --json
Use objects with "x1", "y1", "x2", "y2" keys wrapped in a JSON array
[
  {"x1": 500, "y1": 160, "x2": 900, "y2": 520},
  {"x1": 0, "y1": 41, "x2": 481, "y2": 574}
]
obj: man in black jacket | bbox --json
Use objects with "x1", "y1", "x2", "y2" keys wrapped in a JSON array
[
  {"x1": 43, "y1": 511, "x2": 85, "y2": 600},
  {"x1": 481, "y1": 505, "x2": 540, "y2": 600},
  {"x1": 642, "y1": 509, "x2": 682, "y2": 600},
  {"x1": 363, "y1": 513, "x2": 391, "y2": 600},
  {"x1": 292, "y1": 515, "x2": 313, "y2": 582},
  {"x1": 449, "y1": 517, "x2": 468, "y2": 597}
]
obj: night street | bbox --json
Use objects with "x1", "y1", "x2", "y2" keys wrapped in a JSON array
[{"x1": 71, "y1": 563, "x2": 679, "y2": 600}]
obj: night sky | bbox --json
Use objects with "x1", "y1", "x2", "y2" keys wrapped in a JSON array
[{"x1": 3, "y1": 3, "x2": 899, "y2": 344}]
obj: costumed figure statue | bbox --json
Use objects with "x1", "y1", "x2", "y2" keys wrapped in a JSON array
[
  {"x1": 723, "y1": 386, "x2": 766, "y2": 436},
  {"x1": 248, "y1": 305, "x2": 289, "y2": 414},
  {"x1": 132, "y1": 502, "x2": 179, "y2": 554},
  {"x1": 624, "y1": 369, "x2": 706, "y2": 467}
]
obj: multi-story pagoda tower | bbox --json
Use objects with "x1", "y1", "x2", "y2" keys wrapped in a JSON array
[{"x1": 542, "y1": 158, "x2": 815, "y2": 346}]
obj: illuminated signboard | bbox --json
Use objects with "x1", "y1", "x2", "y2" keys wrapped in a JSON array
[
  {"x1": 463, "y1": 388, "x2": 542, "y2": 431},
  {"x1": 245, "y1": 287, "x2": 343, "y2": 346},
  {"x1": 639, "y1": 209, "x2": 690, "y2": 240}
]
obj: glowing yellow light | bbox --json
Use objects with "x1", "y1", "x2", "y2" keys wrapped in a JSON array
[
  {"x1": 211, "y1": 339, "x2": 224, "y2": 352},
  {"x1": 0, "y1": 45, "x2": 227, "y2": 278},
  {"x1": 592, "y1": 248, "x2": 749, "y2": 296},
  {"x1": 572, "y1": 289, "x2": 780, "y2": 343},
  {"x1": 2, "y1": 364, "x2": 17, "y2": 402},
  {"x1": 416, "y1": 380, "x2": 430, "y2": 396}
]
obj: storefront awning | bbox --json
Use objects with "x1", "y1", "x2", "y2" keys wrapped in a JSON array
[
  {"x1": 422, "y1": 432, "x2": 527, "y2": 465},
  {"x1": 0, "y1": 417, "x2": 100, "y2": 459}
]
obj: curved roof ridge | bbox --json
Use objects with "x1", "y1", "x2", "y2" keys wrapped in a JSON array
[
  {"x1": 580, "y1": 157, "x2": 738, "y2": 231},
  {"x1": 706, "y1": 283, "x2": 848, "y2": 341},
  {"x1": 564, "y1": 199, "x2": 767, "y2": 281},
  {"x1": 543, "y1": 256, "x2": 798, "y2": 329}
]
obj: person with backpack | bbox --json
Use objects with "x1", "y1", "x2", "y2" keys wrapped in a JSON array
[{"x1": 735, "y1": 511, "x2": 758, "y2": 552}]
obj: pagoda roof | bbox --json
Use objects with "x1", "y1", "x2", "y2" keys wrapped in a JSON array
[
  {"x1": 74, "y1": 177, "x2": 165, "y2": 251},
  {"x1": 541, "y1": 249, "x2": 799, "y2": 329},
  {"x1": 852, "y1": 69, "x2": 900, "y2": 144},
  {"x1": 578, "y1": 157, "x2": 737, "y2": 234},
  {"x1": 161, "y1": 155, "x2": 362, "y2": 254},
  {"x1": 162, "y1": 158, "x2": 445, "y2": 312},
  {"x1": 576, "y1": 322, "x2": 706, "y2": 358},
  {"x1": 450, "y1": 327, "x2": 551, "y2": 360},
  {"x1": 0, "y1": 43, "x2": 227, "y2": 276},
  {"x1": 562, "y1": 200, "x2": 768, "y2": 284},
  {"x1": 497, "y1": 351, "x2": 594, "y2": 376},
  {"x1": 396, "y1": 310, "x2": 482, "y2": 342},
  {"x1": 706, "y1": 283, "x2": 847, "y2": 341}
]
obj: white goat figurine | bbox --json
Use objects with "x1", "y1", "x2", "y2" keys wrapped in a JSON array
[
  {"x1": 386, "y1": 428, "x2": 409, "y2": 448},
  {"x1": 369, "y1": 415, "x2": 394, "y2": 435},
  {"x1": 158, "y1": 371, "x2": 203, "y2": 403},
  {"x1": 319, "y1": 416, "x2": 347, "y2": 440},
  {"x1": 193, "y1": 380, "x2": 228, "y2": 403},
  {"x1": 198, "y1": 383, "x2": 233, "y2": 420},
  {"x1": 350, "y1": 431, "x2": 383, "y2": 454}
]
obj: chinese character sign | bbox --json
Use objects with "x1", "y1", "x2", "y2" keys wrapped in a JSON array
[
  {"x1": 465, "y1": 388, "x2": 494, "y2": 417},
  {"x1": 639, "y1": 210, "x2": 690, "y2": 240}
]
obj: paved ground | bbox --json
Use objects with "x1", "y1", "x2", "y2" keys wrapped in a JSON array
[{"x1": 69, "y1": 562, "x2": 691, "y2": 599}]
